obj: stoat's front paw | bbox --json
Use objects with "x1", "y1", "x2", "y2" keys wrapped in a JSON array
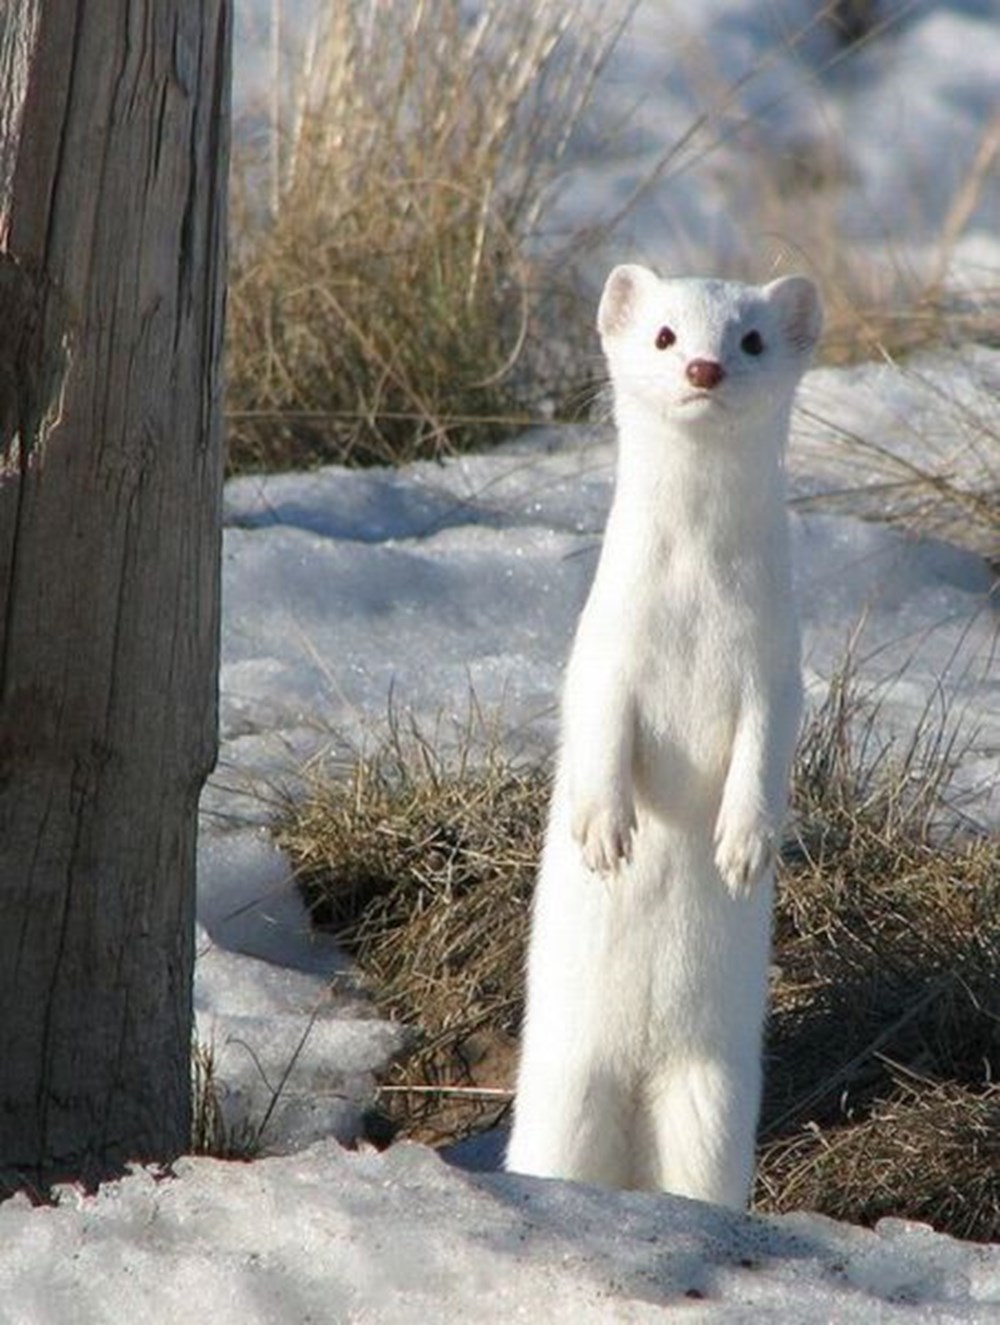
[
  {"x1": 571, "y1": 798, "x2": 636, "y2": 876},
  {"x1": 713, "y1": 806, "x2": 775, "y2": 899}
]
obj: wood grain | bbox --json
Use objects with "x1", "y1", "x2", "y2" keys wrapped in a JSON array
[{"x1": 0, "y1": 0, "x2": 230, "y2": 1176}]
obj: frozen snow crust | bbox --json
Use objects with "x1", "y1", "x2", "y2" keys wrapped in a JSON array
[{"x1": 3, "y1": 1142, "x2": 1000, "y2": 1322}]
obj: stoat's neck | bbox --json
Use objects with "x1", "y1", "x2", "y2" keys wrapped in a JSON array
[{"x1": 606, "y1": 395, "x2": 792, "y2": 562}]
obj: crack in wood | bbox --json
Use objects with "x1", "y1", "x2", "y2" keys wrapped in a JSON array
[{"x1": 0, "y1": 252, "x2": 72, "y2": 467}]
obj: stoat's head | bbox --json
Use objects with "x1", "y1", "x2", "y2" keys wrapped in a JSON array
[{"x1": 597, "y1": 264, "x2": 822, "y2": 434}]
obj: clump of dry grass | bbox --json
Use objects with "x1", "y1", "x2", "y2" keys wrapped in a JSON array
[
  {"x1": 190, "y1": 1037, "x2": 261, "y2": 1160},
  {"x1": 794, "y1": 108, "x2": 1000, "y2": 369},
  {"x1": 744, "y1": 113, "x2": 1000, "y2": 561},
  {"x1": 280, "y1": 717, "x2": 546, "y2": 1143},
  {"x1": 280, "y1": 662, "x2": 999, "y2": 1237},
  {"x1": 758, "y1": 1081, "x2": 1000, "y2": 1243},
  {"x1": 759, "y1": 663, "x2": 1000, "y2": 1237},
  {"x1": 795, "y1": 361, "x2": 1000, "y2": 563},
  {"x1": 724, "y1": 106, "x2": 1000, "y2": 370},
  {"x1": 226, "y1": 0, "x2": 622, "y2": 474},
  {"x1": 654, "y1": 7, "x2": 1000, "y2": 371}
]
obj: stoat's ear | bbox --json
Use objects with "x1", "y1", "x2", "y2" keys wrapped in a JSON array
[
  {"x1": 763, "y1": 275, "x2": 823, "y2": 355},
  {"x1": 598, "y1": 264, "x2": 660, "y2": 339}
]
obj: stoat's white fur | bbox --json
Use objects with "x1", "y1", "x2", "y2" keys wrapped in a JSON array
[{"x1": 506, "y1": 264, "x2": 822, "y2": 1208}]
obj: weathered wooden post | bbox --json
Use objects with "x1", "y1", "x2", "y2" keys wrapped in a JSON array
[{"x1": 0, "y1": 0, "x2": 230, "y2": 1178}]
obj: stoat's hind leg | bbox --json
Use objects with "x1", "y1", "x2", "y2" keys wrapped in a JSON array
[
  {"x1": 634, "y1": 1053, "x2": 761, "y2": 1209},
  {"x1": 506, "y1": 1062, "x2": 635, "y2": 1190}
]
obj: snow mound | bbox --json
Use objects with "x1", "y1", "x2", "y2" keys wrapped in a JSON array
[{"x1": 1, "y1": 1143, "x2": 998, "y2": 1322}]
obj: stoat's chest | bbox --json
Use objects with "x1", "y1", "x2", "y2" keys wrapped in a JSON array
[{"x1": 571, "y1": 525, "x2": 787, "y2": 803}]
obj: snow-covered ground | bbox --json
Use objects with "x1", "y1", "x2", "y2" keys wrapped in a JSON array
[
  {"x1": 5, "y1": 2, "x2": 999, "y2": 1319},
  {"x1": 4, "y1": 1139, "x2": 1000, "y2": 1322}
]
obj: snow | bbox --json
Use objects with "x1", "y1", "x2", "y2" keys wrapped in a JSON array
[
  {"x1": 6, "y1": 1, "x2": 1000, "y2": 1319},
  {"x1": 3, "y1": 1141, "x2": 1000, "y2": 1322}
]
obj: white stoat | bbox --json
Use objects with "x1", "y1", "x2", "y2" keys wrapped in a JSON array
[{"x1": 506, "y1": 264, "x2": 822, "y2": 1208}]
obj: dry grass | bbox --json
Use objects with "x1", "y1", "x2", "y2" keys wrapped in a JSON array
[
  {"x1": 190, "y1": 1038, "x2": 263, "y2": 1160},
  {"x1": 280, "y1": 663, "x2": 1000, "y2": 1239},
  {"x1": 758, "y1": 1082, "x2": 1000, "y2": 1243},
  {"x1": 762, "y1": 109, "x2": 1000, "y2": 560},
  {"x1": 226, "y1": 0, "x2": 625, "y2": 474},
  {"x1": 758, "y1": 664, "x2": 1000, "y2": 1236},
  {"x1": 795, "y1": 360, "x2": 1000, "y2": 564},
  {"x1": 625, "y1": 4, "x2": 1000, "y2": 370},
  {"x1": 763, "y1": 110, "x2": 1000, "y2": 369},
  {"x1": 280, "y1": 714, "x2": 544, "y2": 1143}
]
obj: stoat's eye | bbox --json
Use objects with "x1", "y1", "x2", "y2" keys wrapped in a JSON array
[
  {"x1": 655, "y1": 326, "x2": 676, "y2": 350},
  {"x1": 741, "y1": 329, "x2": 765, "y2": 355}
]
